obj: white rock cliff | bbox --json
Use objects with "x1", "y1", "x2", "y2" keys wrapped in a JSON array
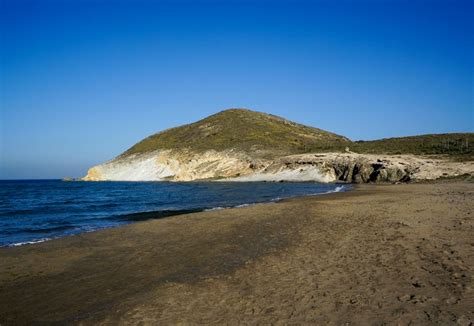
[{"x1": 83, "y1": 150, "x2": 473, "y2": 183}]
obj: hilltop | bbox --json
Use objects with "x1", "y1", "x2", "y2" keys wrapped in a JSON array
[
  {"x1": 122, "y1": 109, "x2": 350, "y2": 158},
  {"x1": 83, "y1": 108, "x2": 473, "y2": 183}
]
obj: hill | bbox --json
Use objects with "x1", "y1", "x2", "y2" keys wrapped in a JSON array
[
  {"x1": 353, "y1": 133, "x2": 473, "y2": 160},
  {"x1": 122, "y1": 109, "x2": 351, "y2": 158}
]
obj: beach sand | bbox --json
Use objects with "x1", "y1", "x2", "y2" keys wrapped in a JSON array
[{"x1": 1, "y1": 182, "x2": 473, "y2": 324}]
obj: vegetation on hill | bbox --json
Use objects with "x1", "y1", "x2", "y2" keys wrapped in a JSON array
[
  {"x1": 122, "y1": 109, "x2": 350, "y2": 157},
  {"x1": 121, "y1": 108, "x2": 473, "y2": 160},
  {"x1": 352, "y1": 133, "x2": 474, "y2": 160}
]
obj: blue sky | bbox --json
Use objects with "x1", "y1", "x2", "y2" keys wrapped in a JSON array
[{"x1": 1, "y1": 0, "x2": 473, "y2": 179}]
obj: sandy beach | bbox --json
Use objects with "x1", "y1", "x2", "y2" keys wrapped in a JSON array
[{"x1": 1, "y1": 182, "x2": 473, "y2": 324}]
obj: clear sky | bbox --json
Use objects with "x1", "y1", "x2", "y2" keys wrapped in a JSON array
[{"x1": 1, "y1": 0, "x2": 473, "y2": 179}]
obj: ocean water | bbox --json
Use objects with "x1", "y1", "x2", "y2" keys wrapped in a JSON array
[{"x1": 0, "y1": 180, "x2": 349, "y2": 247}]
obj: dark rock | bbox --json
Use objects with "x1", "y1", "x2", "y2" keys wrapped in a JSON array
[{"x1": 330, "y1": 159, "x2": 412, "y2": 184}]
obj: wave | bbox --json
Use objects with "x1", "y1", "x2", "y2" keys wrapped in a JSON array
[
  {"x1": 235, "y1": 203, "x2": 252, "y2": 208},
  {"x1": 204, "y1": 202, "x2": 259, "y2": 211},
  {"x1": 325, "y1": 185, "x2": 346, "y2": 193},
  {"x1": 308, "y1": 185, "x2": 348, "y2": 195},
  {"x1": 9, "y1": 238, "x2": 52, "y2": 247},
  {"x1": 273, "y1": 184, "x2": 349, "y2": 201},
  {"x1": 204, "y1": 206, "x2": 226, "y2": 211}
]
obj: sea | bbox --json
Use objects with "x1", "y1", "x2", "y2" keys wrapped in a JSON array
[{"x1": 0, "y1": 180, "x2": 349, "y2": 247}]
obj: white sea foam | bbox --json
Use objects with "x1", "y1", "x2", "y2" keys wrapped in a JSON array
[
  {"x1": 204, "y1": 202, "x2": 268, "y2": 212},
  {"x1": 316, "y1": 185, "x2": 348, "y2": 195},
  {"x1": 329, "y1": 185, "x2": 345, "y2": 193},
  {"x1": 235, "y1": 203, "x2": 252, "y2": 208},
  {"x1": 9, "y1": 238, "x2": 52, "y2": 247},
  {"x1": 204, "y1": 206, "x2": 226, "y2": 211},
  {"x1": 313, "y1": 185, "x2": 347, "y2": 195}
]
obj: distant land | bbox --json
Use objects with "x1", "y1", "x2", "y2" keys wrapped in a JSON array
[{"x1": 83, "y1": 109, "x2": 474, "y2": 183}]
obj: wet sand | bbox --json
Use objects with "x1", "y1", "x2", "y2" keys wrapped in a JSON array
[{"x1": 1, "y1": 183, "x2": 473, "y2": 324}]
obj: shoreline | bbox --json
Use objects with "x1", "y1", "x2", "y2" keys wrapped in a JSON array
[
  {"x1": 2, "y1": 182, "x2": 351, "y2": 248},
  {"x1": 1, "y1": 182, "x2": 472, "y2": 324}
]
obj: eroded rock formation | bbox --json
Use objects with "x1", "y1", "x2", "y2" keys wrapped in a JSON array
[{"x1": 83, "y1": 150, "x2": 473, "y2": 183}]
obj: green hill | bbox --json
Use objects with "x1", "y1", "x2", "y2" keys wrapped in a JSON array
[
  {"x1": 121, "y1": 108, "x2": 473, "y2": 160},
  {"x1": 352, "y1": 133, "x2": 474, "y2": 159},
  {"x1": 122, "y1": 108, "x2": 351, "y2": 157}
]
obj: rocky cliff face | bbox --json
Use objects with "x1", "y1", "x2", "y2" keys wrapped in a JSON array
[
  {"x1": 83, "y1": 150, "x2": 264, "y2": 181},
  {"x1": 83, "y1": 150, "x2": 473, "y2": 183}
]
